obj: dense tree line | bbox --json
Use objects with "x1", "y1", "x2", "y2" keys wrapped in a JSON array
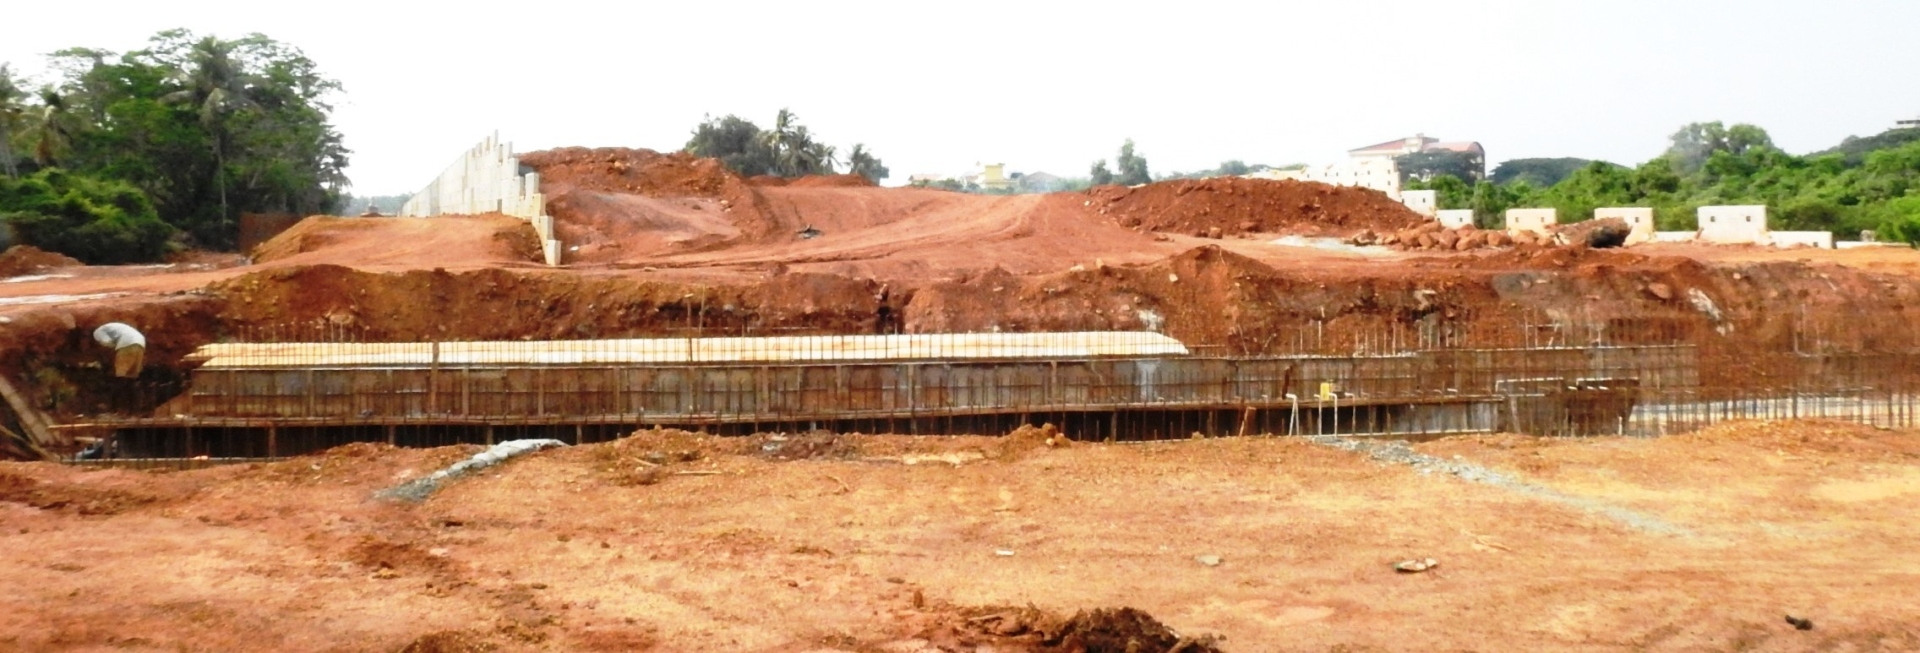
[
  {"x1": 1408, "y1": 122, "x2": 1920, "y2": 240},
  {"x1": 0, "y1": 30, "x2": 348, "y2": 261},
  {"x1": 685, "y1": 109, "x2": 889, "y2": 183}
]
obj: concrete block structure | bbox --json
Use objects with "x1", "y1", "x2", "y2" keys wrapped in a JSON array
[
  {"x1": 1595, "y1": 207, "x2": 1656, "y2": 245},
  {"x1": 1400, "y1": 190, "x2": 1438, "y2": 217},
  {"x1": 1504, "y1": 208, "x2": 1557, "y2": 236},
  {"x1": 1436, "y1": 209, "x2": 1474, "y2": 230},
  {"x1": 1696, "y1": 205, "x2": 1768, "y2": 245},
  {"x1": 401, "y1": 133, "x2": 561, "y2": 265}
]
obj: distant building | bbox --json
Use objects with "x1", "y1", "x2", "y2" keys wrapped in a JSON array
[
  {"x1": 978, "y1": 163, "x2": 1015, "y2": 191},
  {"x1": 1244, "y1": 134, "x2": 1483, "y2": 200}
]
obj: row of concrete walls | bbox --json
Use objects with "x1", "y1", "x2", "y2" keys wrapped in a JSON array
[
  {"x1": 1476, "y1": 205, "x2": 1831, "y2": 248},
  {"x1": 400, "y1": 133, "x2": 561, "y2": 265}
]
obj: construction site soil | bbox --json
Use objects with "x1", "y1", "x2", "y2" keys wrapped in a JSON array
[
  {"x1": 3, "y1": 420, "x2": 1919, "y2": 651},
  {"x1": 3, "y1": 148, "x2": 1920, "y2": 415},
  {"x1": 3, "y1": 148, "x2": 1920, "y2": 648}
]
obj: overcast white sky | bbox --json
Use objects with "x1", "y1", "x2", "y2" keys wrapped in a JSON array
[{"x1": 5, "y1": 0, "x2": 1918, "y2": 193}]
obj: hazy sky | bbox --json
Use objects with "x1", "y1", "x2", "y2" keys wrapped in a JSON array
[{"x1": 5, "y1": 0, "x2": 1918, "y2": 193}]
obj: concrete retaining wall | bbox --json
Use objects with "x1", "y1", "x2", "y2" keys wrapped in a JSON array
[
  {"x1": 400, "y1": 133, "x2": 561, "y2": 265},
  {"x1": 1400, "y1": 190, "x2": 1438, "y2": 217},
  {"x1": 1770, "y1": 231, "x2": 1834, "y2": 249},
  {"x1": 1696, "y1": 205, "x2": 1768, "y2": 245},
  {"x1": 1504, "y1": 208, "x2": 1557, "y2": 236},
  {"x1": 1596, "y1": 207, "x2": 1655, "y2": 245},
  {"x1": 1436, "y1": 209, "x2": 1474, "y2": 229}
]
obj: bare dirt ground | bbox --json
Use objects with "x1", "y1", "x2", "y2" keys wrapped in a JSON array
[{"x1": 2, "y1": 420, "x2": 1917, "y2": 652}]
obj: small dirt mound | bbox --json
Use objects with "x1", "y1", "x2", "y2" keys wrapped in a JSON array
[
  {"x1": 1088, "y1": 176, "x2": 1427, "y2": 238},
  {"x1": 0, "y1": 245, "x2": 82, "y2": 277},
  {"x1": 398, "y1": 629, "x2": 498, "y2": 653},
  {"x1": 994, "y1": 423, "x2": 1071, "y2": 460},
  {"x1": 250, "y1": 215, "x2": 542, "y2": 265},
  {"x1": 746, "y1": 174, "x2": 789, "y2": 187},
  {"x1": 917, "y1": 605, "x2": 1222, "y2": 652},
  {"x1": 1052, "y1": 607, "x2": 1222, "y2": 653},
  {"x1": 578, "y1": 428, "x2": 720, "y2": 486}
]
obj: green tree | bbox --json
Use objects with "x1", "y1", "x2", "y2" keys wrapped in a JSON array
[
  {"x1": 0, "y1": 168, "x2": 174, "y2": 263},
  {"x1": 159, "y1": 33, "x2": 265, "y2": 222},
  {"x1": 1115, "y1": 139, "x2": 1151, "y2": 186},
  {"x1": 1089, "y1": 160, "x2": 1114, "y2": 186},
  {"x1": 0, "y1": 65, "x2": 25, "y2": 178},
  {"x1": 845, "y1": 143, "x2": 888, "y2": 183},
  {"x1": 1216, "y1": 160, "x2": 1250, "y2": 176},
  {"x1": 1490, "y1": 158, "x2": 1592, "y2": 187},
  {"x1": 26, "y1": 87, "x2": 75, "y2": 166},
  {"x1": 1404, "y1": 174, "x2": 1472, "y2": 210},
  {"x1": 1398, "y1": 149, "x2": 1484, "y2": 183},
  {"x1": 1665, "y1": 121, "x2": 1773, "y2": 176},
  {"x1": 685, "y1": 114, "x2": 775, "y2": 177}
]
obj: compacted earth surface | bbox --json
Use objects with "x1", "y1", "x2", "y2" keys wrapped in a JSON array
[
  {"x1": 1, "y1": 420, "x2": 1917, "y2": 651},
  {"x1": 3, "y1": 147, "x2": 1920, "y2": 650}
]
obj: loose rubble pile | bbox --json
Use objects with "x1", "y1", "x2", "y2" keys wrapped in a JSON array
[{"x1": 1354, "y1": 216, "x2": 1633, "y2": 251}]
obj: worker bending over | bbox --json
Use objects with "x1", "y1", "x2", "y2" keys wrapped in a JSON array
[{"x1": 93, "y1": 322, "x2": 146, "y2": 379}]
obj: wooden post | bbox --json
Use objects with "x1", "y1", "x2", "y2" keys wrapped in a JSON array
[
  {"x1": 386, "y1": 424, "x2": 396, "y2": 446},
  {"x1": 1238, "y1": 406, "x2": 1257, "y2": 437},
  {"x1": 0, "y1": 374, "x2": 57, "y2": 455},
  {"x1": 267, "y1": 425, "x2": 278, "y2": 458}
]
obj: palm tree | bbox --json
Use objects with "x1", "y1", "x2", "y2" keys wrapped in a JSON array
[
  {"x1": 802, "y1": 140, "x2": 838, "y2": 175},
  {"x1": 27, "y1": 87, "x2": 72, "y2": 167},
  {"x1": 163, "y1": 35, "x2": 264, "y2": 220},
  {"x1": 0, "y1": 64, "x2": 26, "y2": 177},
  {"x1": 846, "y1": 143, "x2": 888, "y2": 183}
]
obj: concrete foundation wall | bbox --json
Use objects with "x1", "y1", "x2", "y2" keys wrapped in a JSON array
[
  {"x1": 1697, "y1": 205, "x2": 1768, "y2": 244},
  {"x1": 401, "y1": 133, "x2": 562, "y2": 265},
  {"x1": 1505, "y1": 208, "x2": 1557, "y2": 236},
  {"x1": 1770, "y1": 231, "x2": 1834, "y2": 249},
  {"x1": 1400, "y1": 190, "x2": 1438, "y2": 217},
  {"x1": 1596, "y1": 207, "x2": 1656, "y2": 245},
  {"x1": 1436, "y1": 209, "x2": 1474, "y2": 229}
]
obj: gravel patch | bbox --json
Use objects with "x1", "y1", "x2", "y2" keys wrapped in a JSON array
[{"x1": 1308, "y1": 435, "x2": 1689, "y2": 536}]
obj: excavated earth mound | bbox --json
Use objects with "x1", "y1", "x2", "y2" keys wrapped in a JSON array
[
  {"x1": 786, "y1": 173, "x2": 877, "y2": 188},
  {"x1": 0, "y1": 245, "x2": 82, "y2": 277},
  {"x1": 249, "y1": 215, "x2": 542, "y2": 266},
  {"x1": 520, "y1": 147, "x2": 778, "y2": 263},
  {"x1": 1088, "y1": 176, "x2": 1430, "y2": 238},
  {"x1": 519, "y1": 147, "x2": 747, "y2": 198}
]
